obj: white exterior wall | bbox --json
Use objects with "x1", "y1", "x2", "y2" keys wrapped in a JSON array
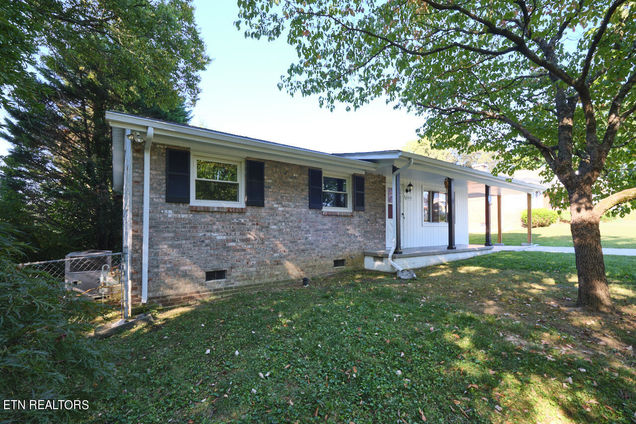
[{"x1": 385, "y1": 169, "x2": 469, "y2": 249}]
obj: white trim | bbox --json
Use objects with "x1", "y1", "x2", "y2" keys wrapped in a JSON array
[
  {"x1": 105, "y1": 111, "x2": 376, "y2": 173},
  {"x1": 421, "y1": 187, "x2": 449, "y2": 225},
  {"x1": 121, "y1": 128, "x2": 132, "y2": 317},
  {"x1": 338, "y1": 151, "x2": 545, "y2": 193},
  {"x1": 190, "y1": 154, "x2": 245, "y2": 207},
  {"x1": 322, "y1": 173, "x2": 352, "y2": 212}
]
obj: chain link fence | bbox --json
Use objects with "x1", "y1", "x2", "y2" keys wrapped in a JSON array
[{"x1": 18, "y1": 252, "x2": 124, "y2": 318}]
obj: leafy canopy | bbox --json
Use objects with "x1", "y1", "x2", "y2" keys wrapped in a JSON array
[
  {"x1": 237, "y1": 0, "x2": 635, "y2": 212},
  {"x1": 0, "y1": 0, "x2": 208, "y2": 260},
  {"x1": 1, "y1": 0, "x2": 209, "y2": 110}
]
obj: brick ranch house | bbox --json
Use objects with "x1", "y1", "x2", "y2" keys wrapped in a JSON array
[{"x1": 107, "y1": 111, "x2": 543, "y2": 307}]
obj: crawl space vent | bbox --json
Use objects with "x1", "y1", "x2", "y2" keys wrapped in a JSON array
[
  {"x1": 333, "y1": 259, "x2": 346, "y2": 268},
  {"x1": 205, "y1": 270, "x2": 226, "y2": 281}
]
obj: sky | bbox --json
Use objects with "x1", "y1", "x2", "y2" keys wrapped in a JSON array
[
  {"x1": 188, "y1": 1, "x2": 423, "y2": 154},
  {"x1": 0, "y1": 2, "x2": 423, "y2": 157}
]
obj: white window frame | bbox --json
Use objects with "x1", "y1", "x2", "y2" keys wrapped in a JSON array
[
  {"x1": 322, "y1": 173, "x2": 352, "y2": 212},
  {"x1": 190, "y1": 154, "x2": 245, "y2": 207},
  {"x1": 422, "y1": 185, "x2": 449, "y2": 226}
]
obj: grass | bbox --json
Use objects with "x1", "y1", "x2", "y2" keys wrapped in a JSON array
[
  {"x1": 469, "y1": 215, "x2": 636, "y2": 248},
  {"x1": 84, "y1": 252, "x2": 635, "y2": 423}
]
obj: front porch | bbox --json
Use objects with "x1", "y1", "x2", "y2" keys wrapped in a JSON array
[{"x1": 363, "y1": 244, "x2": 494, "y2": 272}]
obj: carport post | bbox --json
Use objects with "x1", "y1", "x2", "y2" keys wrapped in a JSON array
[
  {"x1": 484, "y1": 185, "x2": 492, "y2": 246},
  {"x1": 497, "y1": 194, "x2": 502, "y2": 244},
  {"x1": 445, "y1": 178, "x2": 455, "y2": 250},
  {"x1": 527, "y1": 193, "x2": 532, "y2": 244}
]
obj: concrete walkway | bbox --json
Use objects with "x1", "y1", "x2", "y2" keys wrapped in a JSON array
[{"x1": 493, "y1": 245, "x2": 636, "y2": 256}]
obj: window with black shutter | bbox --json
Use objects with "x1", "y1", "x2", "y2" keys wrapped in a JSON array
[
  {"x1": 353, "y1": 174, "x2": 365, "y2": 211},
  {"x1": 165, "y1": 148, "x2": 190, "y2": 203},
  {"x1": 245, "y1": 160, "x2": 265, "y2": 207},
  {"x1": 308, "y1": 168, "x2": 323, "y2": 209}
]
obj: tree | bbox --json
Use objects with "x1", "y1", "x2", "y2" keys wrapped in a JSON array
[
  {"x1": 0, "y1": 0, "x2": 208, "y2": 260},
  {"x1": 403, "y1": 139, "x2": 499, "y2": 170},
  {"x1": 236, "y1": 0, "x2": 635, "y2": 311},
  {"x1": 0, "y1": 0, "x2": 208, "y2": 110}
]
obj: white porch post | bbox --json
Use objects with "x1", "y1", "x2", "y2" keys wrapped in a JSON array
[{"x1": 121, "y1": 128, "x2": 132, "y2": 318}]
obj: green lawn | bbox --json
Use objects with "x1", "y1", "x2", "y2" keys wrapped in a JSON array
[
  {"x1": 470, "y1": 216, "x2": 636, "y2": 248},
  {"x1": 83, "y1": 252, "x2": 635, "y2": 423}
]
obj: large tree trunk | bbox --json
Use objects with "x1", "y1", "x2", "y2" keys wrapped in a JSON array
[{"x1": 569, "y1": 188, "x2": 612, "y2": 312}]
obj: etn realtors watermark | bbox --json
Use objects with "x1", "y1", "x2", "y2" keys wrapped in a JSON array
[{"x1": 3, "y1": 399, "x2": 89, "y2": 411}]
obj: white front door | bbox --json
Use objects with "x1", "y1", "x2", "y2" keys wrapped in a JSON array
[{"x1": 400, "y1": 184, "x2": 419, "y2": 248}]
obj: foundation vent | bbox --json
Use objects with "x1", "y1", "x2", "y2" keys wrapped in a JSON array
[
  {"x1": 333, "y1": 259, "x2": 346, "y2": 268},
  {"x1": 205, "y1": 270, "x2": 227, "y2": 281}
]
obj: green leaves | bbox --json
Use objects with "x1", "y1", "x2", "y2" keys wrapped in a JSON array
[
  {"x1": 237, "y1": 0, "x2": 635, "y2": 214},
  {"x1": 1, "y1": 0, "x2": 209, "y2": 260},
  {"x1": 0, "y1": 225, "x2": 113, "y2": 423}
]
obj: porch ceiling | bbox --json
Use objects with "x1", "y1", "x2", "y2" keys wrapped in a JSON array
[{"x1": 467, "y1": 181, "x2": 536, "y2": 197}]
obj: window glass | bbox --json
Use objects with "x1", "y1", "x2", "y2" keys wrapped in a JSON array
[
  {"x1": 323, "y1": 176, "x2": 348, "y2": 208},
  {"x1": 197, "y1": 160, "x2": 237, "y2": 181},
  {"x1": 323, "y1": 176, "x2": 346, "y2": 192},
  {"x1": 438, "y1": 192, "x2": 447, "y2": 222},
  {"x1": 429, "y1": 191, "x2": 447, "y2": 223},
  {"x1": 195, "y1": 159, "x2": 239, "y2": 202},
  {"x1": 422, "y1": 190, "x2": 430, "y2": 223}
]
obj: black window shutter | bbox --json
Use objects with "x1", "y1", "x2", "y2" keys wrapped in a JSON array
[
  {"x1": 245, "y1": 160, "x2": 265, "y2": 207},
  {"x1": 353, "y1": 174, "x2": 365, "y2": 211},
  {"x1": 165, "y1": 148, "x2": 190, "y2": 203},
  {"x1": 308, "y1": 168, "x2": 323, "y2": 209}
]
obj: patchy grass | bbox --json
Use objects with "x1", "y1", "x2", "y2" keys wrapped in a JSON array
[
  {"x1": 470, "y1": 215, "x2": 636, "y2": 248},
  {"x1": 83, "y1": 252, "x2": 635, "y2": 423}
]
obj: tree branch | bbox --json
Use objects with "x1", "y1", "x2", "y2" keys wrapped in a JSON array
[
  {"x1": 418, "y1": 102, "x2": 557, "y2": 165},
  {"x1": 294, "y1": 8, "x2": 518, "y2": 58},
  {"x1": 602, "y1": 68, "x2": 636, "y2": 149},
  {"x1": 422, "y1": 0, "x2": 577, "y2": 86},
  {"x1": 579, "y1": 0, "x2": 628, "y2": 83},
  {"x1": 593, "y1": 187, "x2": 636, "y2": 216}
]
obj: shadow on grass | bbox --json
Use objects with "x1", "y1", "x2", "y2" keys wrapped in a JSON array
[{"x1": 84, "y1": 253, "x2": 635, "y2": 423}]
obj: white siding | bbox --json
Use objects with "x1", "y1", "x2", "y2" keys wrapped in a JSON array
[{"x1": 385, "y1": 169, "x2": 469, "y2": 248}]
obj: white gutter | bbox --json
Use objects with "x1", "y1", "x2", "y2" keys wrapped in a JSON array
[
  {"x1": 388, "y1": 158, "x2": 414, "y2": 273},
  {"x1": 105, "y1": 111, "x2": 376, "y2": 173},
  {"x1": 141, "y1": 126, "x2": 154, "y2": 303}
]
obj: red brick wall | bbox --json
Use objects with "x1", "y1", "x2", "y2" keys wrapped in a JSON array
[{"x1": 129, "y1": 143, "x2": 385, "y2": 303}]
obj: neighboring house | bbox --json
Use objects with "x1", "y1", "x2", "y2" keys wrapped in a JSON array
[
  {"x1": 468, "y1": 168, "x2": 552, "y2": 232},
  {"x1": 107, "y1": 112, "x2": 543, "y2": 306}
]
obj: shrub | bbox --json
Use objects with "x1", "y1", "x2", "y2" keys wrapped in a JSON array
[
  {"x1": 0, "y1": 223, "x2": 113, "y2": 423},
  {"x1": 521, "y1": 208, "x2": 559, "y2": 228}
]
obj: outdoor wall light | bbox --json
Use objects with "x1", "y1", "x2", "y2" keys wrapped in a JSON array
[
  {"x1": 405, "y1": 182, "x2": 413, "y2": 193},
  {"x1": 127, "y1": 131, "x2": 145, "y2": 144}
]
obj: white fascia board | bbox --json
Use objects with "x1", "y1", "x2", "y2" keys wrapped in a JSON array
[
  {"x1": 395, "y1": 152, "x2": 544, "y2": 193},
  {"x1": 106, "y1": 111, "x2": 377, "y2": 174},
  {"x1": 337, "y1": 150, "x2": 544, "y2": 192},
  {"x1": 154, "y1": 134, "x2": 372, "y2": 174}
]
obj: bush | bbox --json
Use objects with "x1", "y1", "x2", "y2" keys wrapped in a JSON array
[
  {"x1": 0, "y1": 223, "x2": 113, "y2": 423},
  {"x1": 521, "y1": 208, "x2": 559, "y2": 228}
]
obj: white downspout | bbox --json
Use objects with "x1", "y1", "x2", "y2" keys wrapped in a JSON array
[
  {"x1": 388, "y1": 158, "x2": 414, "y2": 273},
  {"x1": 141, "y1": 127, "x2": 154, "y2": 304},
  {"x1": 122, "y1": 129, "x2": 133, "y2": 318}
]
